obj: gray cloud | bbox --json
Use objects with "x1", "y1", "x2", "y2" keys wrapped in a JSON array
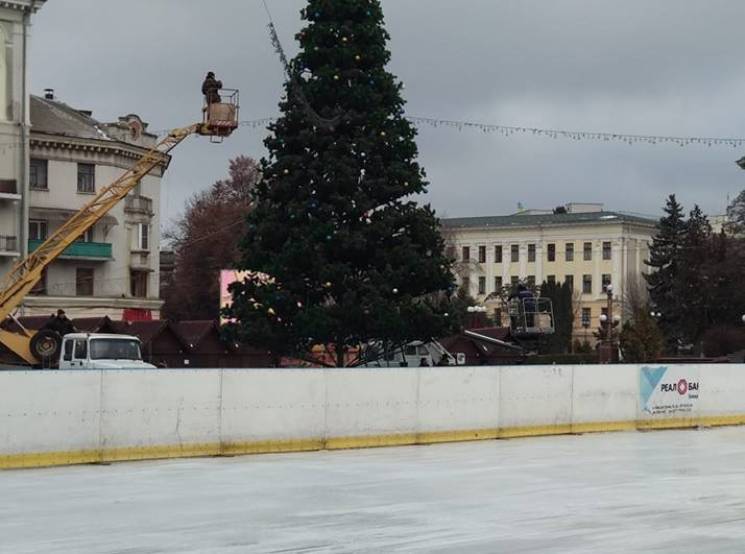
[{"x1": 30, "y1": 0, "x2": 745, "y2": 227}]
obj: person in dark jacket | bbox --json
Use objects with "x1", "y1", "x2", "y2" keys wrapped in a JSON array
[
  {"x1": 509, "y1": 283, "x2": 536, "y2": 329},
  {"x1": 202, "y1": 71, "x2": 223, "y2": 105},
  {"x1": 42, "y1": 309, "x2": 76, "y2": 336}
]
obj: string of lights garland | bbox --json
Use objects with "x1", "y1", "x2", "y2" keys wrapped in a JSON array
[
  {"x1": 148, "y1": 116, "x2": 745, "y2": 150},
  {"x1": 406, "y1": 116, "x2": 745, "y2": 148},
  {"x1": 0, "y1": 111, "x2": 739, "y2": 150}
]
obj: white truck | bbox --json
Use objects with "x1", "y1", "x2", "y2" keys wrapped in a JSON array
[
  {"x1": 58, "y1": 333, "x2": 156, "y2": 369},
  {"x1": 362, "y1": 340, "x2": 456, "y2": 368}
]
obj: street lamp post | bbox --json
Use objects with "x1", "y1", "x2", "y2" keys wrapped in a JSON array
[
  {"x1": 599, "y1": 284, "x2": 618, "y2": 363},
  {"x1": 605, "y1": 285, "x2": 614, "y2": 343}
]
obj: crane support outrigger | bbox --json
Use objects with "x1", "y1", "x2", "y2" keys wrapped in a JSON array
[{"x1": 0, "y1": 89, "x2": 239, "y2": 367}]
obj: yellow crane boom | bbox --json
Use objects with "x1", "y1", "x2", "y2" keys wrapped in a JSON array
[{"x1": 0, "y1": 90, "x2": 239, "y2": 366}]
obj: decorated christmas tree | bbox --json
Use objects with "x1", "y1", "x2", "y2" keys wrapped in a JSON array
[{"x1": 226, "y1": 0, "x2": 457, "y2": 366}]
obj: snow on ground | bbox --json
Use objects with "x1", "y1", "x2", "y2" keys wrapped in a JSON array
[{"x1": 3, "y1": 427, "x2": 745, "y2": 553}]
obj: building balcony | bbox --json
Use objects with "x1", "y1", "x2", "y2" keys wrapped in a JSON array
[
  {"x1": 124, "y1": 195, "x2": 154, "y2": 216},
  {"x1": 28, "y1": 239, "x2": 113, "y2": 261},
  {"x1": 0, "y1": 235, "x2": 19, "y2": 256}
]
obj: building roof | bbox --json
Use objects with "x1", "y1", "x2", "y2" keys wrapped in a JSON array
[
  {"x1": 441, "y1": 211, "x2": 657, "y2": 230},
  {"x1": 172, "y1": 321, "x2": 219, "y2": 349},
  {"x1": 72, "y1": 317, "x2": 116, "y2": 333},
  {"x1": 30, "y1": 95, "x2": 158, "y2": 155},
  {"x1": 0, "y1": 1, "x2": 46, "y2": 12},
  {"x1": 112, "y1": 320, "x2": 174, "y2": 346},
  {"x1": 0, "y1": 316, "x2": 114, "y2": 333},
  {"x1": 30, "y1": 95, "x2": 115, "y2": 142}
]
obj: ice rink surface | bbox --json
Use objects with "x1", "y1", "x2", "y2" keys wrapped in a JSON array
[{"x1": 3, "y1": 427, "x2": 745, "y2": 553}]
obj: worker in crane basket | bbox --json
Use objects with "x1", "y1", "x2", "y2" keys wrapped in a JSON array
[
  {"x1": 202, "y1": 71, "x2": 223, "y2": 105},
  {"x1": 509, "y1": 282, "x2": 536, "y2": 329}
]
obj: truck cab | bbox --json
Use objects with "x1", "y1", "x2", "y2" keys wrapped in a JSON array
[{"x1": 59, "y1": 333, "x2": 156, "y2": 369}]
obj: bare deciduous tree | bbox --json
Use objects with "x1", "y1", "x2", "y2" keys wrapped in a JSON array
[{"x1": 162, "y1": 156, "x2": 260, "y2": 321}]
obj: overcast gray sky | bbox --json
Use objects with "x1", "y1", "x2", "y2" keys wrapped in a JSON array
[{"x1": 29, "y1": 0, "x2": 745, "y2": 227}]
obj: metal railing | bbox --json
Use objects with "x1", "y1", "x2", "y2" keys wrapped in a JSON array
[
  {"x1": 28, "y1": 239, "x2": 112, "y2": 259},
  {"x1": 508, "y1": 297, "x2": 555, "y2": 336},
  {"x1": 125, "y1": 195, "x2": 154, "y2": 215},
  {"x1": 0, "y1": 235, "x2": 18, "y2": 252}
]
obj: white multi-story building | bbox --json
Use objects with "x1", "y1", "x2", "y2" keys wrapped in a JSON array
[
  {"x1": 21, "y1": 92, "x2": 168, "y2": 319},
  {"x1": 0, "y1": 0, "x2": 169, "y2": 319},
  {"x1": 0, "y1": 0, "x2": 46, "y2": 284},
  {"x1": 442, "y1": 203, "x2": 658, "y2": 341}
]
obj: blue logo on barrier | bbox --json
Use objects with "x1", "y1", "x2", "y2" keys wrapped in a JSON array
[{"x1": 640, "y1": 366, "x2": 667, "y2": 409}]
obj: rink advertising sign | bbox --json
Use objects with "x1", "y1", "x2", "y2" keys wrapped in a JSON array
[{"x1": 640, "y1": 366, "x2": 700, "y2": 416}]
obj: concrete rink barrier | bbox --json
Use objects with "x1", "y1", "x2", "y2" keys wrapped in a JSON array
[{"x1": 1, "y1": 363, "x2": 743, "y2": 469}]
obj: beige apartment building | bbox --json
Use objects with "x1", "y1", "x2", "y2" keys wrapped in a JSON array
[
  {"x1": 20, "y1": 93, "x2": 168, "y2": 319},
  {"x1": 442, "y1": 203, "x2": 657, "y2": 342}
]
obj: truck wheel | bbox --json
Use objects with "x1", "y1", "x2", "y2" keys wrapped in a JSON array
[{"x1": 30, "y1": 330, "x2": 62, "y2": 361}]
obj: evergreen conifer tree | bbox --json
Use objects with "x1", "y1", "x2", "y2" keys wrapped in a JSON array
[
  {"x1": 678, "y1": 205, "x2": 712, "y2": 344},
  {"x1": 619, "y1": 310, "x2": 664, "y2": 362},
  {"x1": 645, "y1": 194, "x2": 687, "y2": 350},
  {"x1": 226, "y1": 0, "x2": 456, "y2": 366},
  {"x1": 538, "y1": 279, "x2": 573, "y2": 354},
  {"x1": 725, "y1": 189, "x2": 745, "y2": 235}
]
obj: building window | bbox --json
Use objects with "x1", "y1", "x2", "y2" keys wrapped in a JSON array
[
  {"x1": 583, "y1": 242, "x2": 593, "y2": 261},
  {"x1": 138, "y1": 223, "x2": 150, "y2": 251},
  {"x1": 462, "y1": 246, "x2": 470, "y2": 262},
  {"x1": 581, "y1": 308, "x2": 592, "y2": 327},
  {"x1": 76, "y1": 227, "x2": 94, "y2": 243},
  {"x1": 547, "y1": 243, "x2": 556, "y2": 262},
  {"x1": 511, "y1": 244, "x2": 519, "y2": 263},
  {"x1": 527, "y1": 275, "x2": 536, "y2": 287},
  {"x1": 601, "y1": 307, "x2": 609, "y2": 318},
  {"x1": 131, "y1": 270, "x2": 148, "y2": 298},
  {"x1": 0, "y1": 26, "x2": 8, "y2": 121},
  {"x1": 0, "y1": 235, "x2": 17, "y2": 251},
  {"x1": 445, "y1": 245, "x2": 455, "y2": 260},
  {"x1": 565, "y1": 275, "x2": 574, "y2": 291},
  {"x1": 77, "y1": 163, "x2": 95, "y2": 193},
  {"x1": 31, "y1": 268, "x2": 47, "y2": 295},
  {"x1": 494, "y1": 245, "x2": 503, "y2": 263},
  {"x1": 74, "y1": 339, "x2": 88, "y2": 360},
  {"x1": 29, "y1": 220, "x2": 48, "y2": 241},
  {"x1": 30, "y1": 159, "x2": 48, "y2": 190},
  {"x1": 547, "y1": 275, "x2": 556, "y2": 285},
  {"x1": 75, "y1": 267, "x2": 94, "y2": 296},
  {"x1": 603, "y1": 241, "x2": 612, "y2": 260},
  {"x1": 494, "y1": 276, "x2": 503, "y2": 292},
  {"x1": 478, "y1": 276, "x2": 486, "y2": 295},
  {"x1": 582, "y1": 274, "x2": 592, "y2": 295},
  {"x1": 602, "y1": 274, "x2": 612, "y2": 291},
  {"x1": 478, "y1": 245, "x2": 486, "y2": 264},
  {"x1": 528, "y1": 244, "x2": 536, "y2": 263},
  {"x1": 461, "y1": 276, "x2": 471, "y2": 295},
  {"x1": 565, "y1": 243, "x2": 574, "y2": 262},
  {"x1": 510, "y1": 276, "x2": 519, "y2": 286}
]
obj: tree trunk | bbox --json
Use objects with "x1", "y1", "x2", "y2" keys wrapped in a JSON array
[{"x1": 336, "y1": 343, "x2": 345, "y2": 368}]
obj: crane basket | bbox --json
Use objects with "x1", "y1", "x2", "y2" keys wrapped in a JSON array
[
  {"x1": 508, "y1": 297, "x2": 555, "y2": 339},
  {"x1": 202, "y1": 89, "x2": 239, "y2": 142}
]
